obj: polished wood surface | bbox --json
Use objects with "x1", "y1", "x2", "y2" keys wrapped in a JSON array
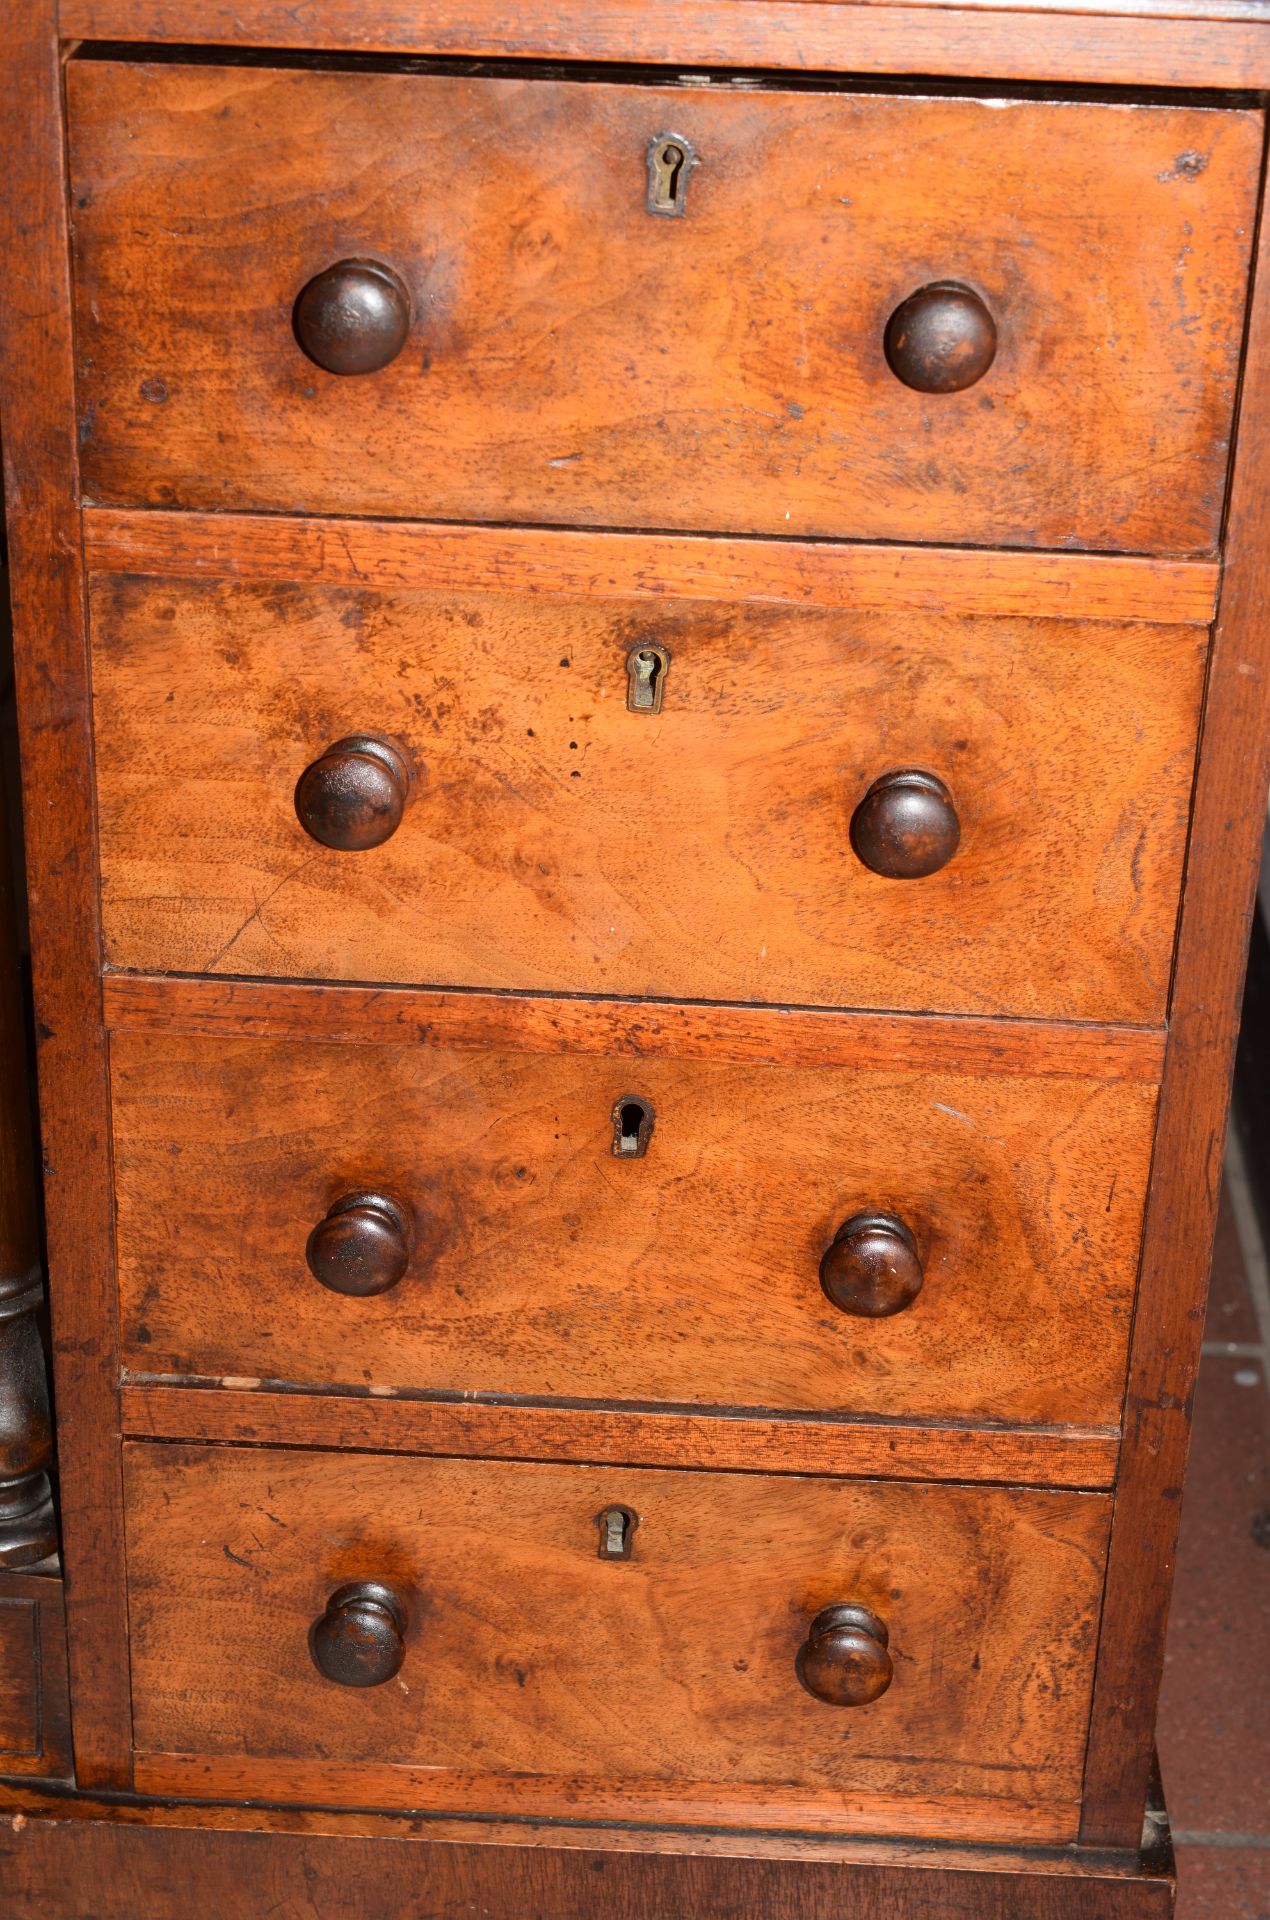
[
  {"x1": 89, "y1": 573, "x2": 1205, "y2": 1021},
  {"x1": 123, "y1": 1443, "x2": 1110, "y2": 1839},
  {"x1": 0, "y1": 1573, "x2": 72, "y2": 1780},
  {"x1": 109, "y1": 1028, "x2": 1154, "y2": 1427},
  {"x1": 68, "y1": 63, "x2": 1260, "y2": 555},
  {"x1": 0, "y1": 0, "x2": 131, "y2": 1789},
  {"x1": 83, "y1": 508, "x2": 1222, "y2": 626},
  {"x1": 53, "y1": 0, "x2": 1270, "y2": 93},
  {"x1": 102, "y1": 971, "x2": 1168, "y2": 1083},
  {"x1": 118, "y1": 1384, "x2": 1120, "y2": 1491},
  {"x1": 1081, "y1": 124, "x2": 1270, "y2": 1849},
  {"x1": 0, "y1": 1778, "x2": 1177, "y2": 1920}
]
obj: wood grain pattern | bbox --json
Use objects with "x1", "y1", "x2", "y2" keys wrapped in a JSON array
[
  {"x1": 118, "y1": 1384, "x2": 1121, "y2": 1489},
  {"x1": 67, "y1": 63, "x2": 1262, "y2": 556},
  {"x1": 0, "y1": 1785, "x2": 1176, "y2": 1920},
  {"x1": 0, "y1": 1574, "x2": 72, "y2": 1780},
  {"x1": 101, "y1": 974, "x2": 1169, "y2": 1083},
  {"x1": 109, "y1": 1028, "x2": 1154, "y2": 1428},
  {"x1": 83, "y1": 509, "x2": 1221, "y2": 627},
  {"x1": 0, "y1": 0, "x2": 131, "y2": 1790},
  {"x1": 122, "y1": 1443, "x2": 1110, "y2": 1840},
  {"x1": 89, "y1": 573, "x2": 1206, "y2": 1022},
  {"x1": 1080, "y1": 118, "x2": 1270, "y2": 1847},
  {"x1": 52, "y1": 0, "x2": 1270, "y2": 94}
]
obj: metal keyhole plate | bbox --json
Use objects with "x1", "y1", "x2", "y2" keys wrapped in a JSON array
[{"x1": 646, "y1": 133, "x2": 698, "y2": 217}]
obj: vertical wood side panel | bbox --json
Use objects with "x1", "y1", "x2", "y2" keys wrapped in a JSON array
[
  {"x1": 0, "y1": 1, "x2": 131, "y2": 1786},
  {"x1": 1080, "y1": 130, "x2": 1270, "y2": 1844}
]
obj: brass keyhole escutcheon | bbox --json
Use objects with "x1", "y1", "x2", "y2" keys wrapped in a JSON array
[
  {"x1": 646, "y1": 133, "x2": 698, "y2": 216},
  {"x1": 626, "y1": 644, "x2": 670, "y2": 713},
  {"x1": 597, "y1": 1505, "x2": 639, "y2": 1560}
]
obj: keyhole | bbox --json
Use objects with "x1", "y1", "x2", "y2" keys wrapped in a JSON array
[
  {"x1": 646, "y1": 132, "x2": 697, "y2": 217},
  {"x1": 612, "y1": 1095, "x2": 655, "y2": 1158},
  {"x1": 661, "y1": 143, "x2": 685, "y2": 198},
  {"x1": 597, "y1": 1505, "x2": 638, "y2": 1560},
  {"x1": 626, "y1": 643, "x2": 669, "y2": 714}
]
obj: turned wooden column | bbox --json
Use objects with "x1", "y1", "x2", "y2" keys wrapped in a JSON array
[{"x1": 0, "y1": 736, "x2": 56, "y2": 1568}]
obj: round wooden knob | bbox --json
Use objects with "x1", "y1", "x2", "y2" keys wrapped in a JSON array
[
  {"x1": 797, "y1": 1603, "x2": 893, "y2": 1707},
  {"x1": 884, "y1": 282, "x2": 997, "y2": 394},
  {"x1": 293, "y1": 259, "x2": 411, "y2": 375},
  {"x1": 850, "y1": 770, "x2": 960, "y2": 880},
  {"x1": 820, "y1": 1212, "x2": 924, "y2": 1318},
  {"x1": 309, "y1": 1582, "x2": 406, "y2": 1688},
  {"x1": 306, "y1": 1193, "x2": 412, "y2": 1298},
  {"x1": 295, "y1": 735, "x2": 411, "y2": 852}
]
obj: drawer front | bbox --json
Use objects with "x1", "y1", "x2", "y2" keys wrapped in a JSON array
[
  {"x1": 90, "y1": 573, "x2": 1205, "y2": 1023},
  {"x1": 124, "y1": 1444, "x2": 1111, "y2": 1840},
  {"x1": 110, "y1": 1028, "x2": 1154, "y2": 1428},
  {"x1": 68, "y1": 62, "x2": 1261, "y2": 555}
]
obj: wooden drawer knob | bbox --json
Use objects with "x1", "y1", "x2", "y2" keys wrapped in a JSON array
[
  {"x1": 306, "y1": 1192, "x2": 411, "y2": 1298},
  {"x1": 294, "y1": 734, "x2": 410, "y2": 851},
  {"x1": 850, "y1": 769, "x2": 960, "y2": 879},
  {"x1": 797, "y1": 1602, "x2": 893, "y2": 1707},
  {"x1": 293, "y1": 259, "x2": 412, "y2": 375},
  {"x1": 884, "y1": 282, "x2": 997, "y2": 394},
  {"x1": 309, "y1": 1582, "x2": 407, "y2": 1688},
  {"x1": 820, "y1": 1212, "x2": 923, "y2": 1318}
]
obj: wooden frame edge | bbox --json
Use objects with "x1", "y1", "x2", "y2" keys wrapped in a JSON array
[
  {"x1": 118, "y1": 1384, "x2": 1120, "y2": 1489},
  {"x1": 1079, "y1": 121, "x2": 1270, "y2": 1845},
  {"x1": 83, "y1": 507, "x2": 1220, "y2": 627},
  {"x1": 0, "y1": 0, "x2": 132, "y2": 1790},
  {"x1": 54, "y1": 0, "x2": 1270, "y2": 93},
  {"x1": 101, "y1": 973, "x2": 1168, "y2": 1084}
]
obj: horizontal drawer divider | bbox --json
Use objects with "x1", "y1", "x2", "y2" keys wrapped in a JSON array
[
  {"x1": 102, "y1": 973, "x2": 1167, "y2": 1083},
  {"x1": 82, "y1": 507, "x2": 1220, "y2": 627},
  {"x1": 129, "y1": 1753, "x2": 1081, "y2": 1846},
  {"x1": 119, "y1": 1382, "x2": 1120, "y2": 1489}
]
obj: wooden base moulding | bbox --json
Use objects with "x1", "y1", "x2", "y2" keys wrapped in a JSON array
[{"x1": 0, "y1": 1782, "x2": 1176, "y2": 1920}]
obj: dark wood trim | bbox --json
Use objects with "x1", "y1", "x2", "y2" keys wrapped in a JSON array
[
  {"x1": 82, "y1": 508, "x2": 1220, "y2": 628},
  {"x1": 102, "y1": 973, "x2": 1167, "y2": 1084},
  {"x1": 0, "y1": 761, "x2": 55, "y2": 1570},
  {"x1": 53, "y1": 0, "x2": 1270, "y2": 92},
  {"x1": 0, "y1": 1572, "x2": 73, "y2": 1781},
  {"x1": 1079, "y1": 126, "x2": 1270, "y2": 1845},
  {"x1": 118, "y1": 1383, "x2": 1120, "y2": 1489},
  {"x1": 0, "y1": 0, "x2": 132, "y2": 1788},
  {"x1": 0, "y1": 1777, "x2": 1176, "y2": 1918}
]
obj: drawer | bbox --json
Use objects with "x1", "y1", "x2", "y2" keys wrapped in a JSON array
[
  {"x1": 110, "y1": 1026, "x2": 1155, "y2": 1428},
  {"x1": 90, "y1": 572, "x2": 1206, "y2": 1023},
  {"x1": 123, "y1": 1443, "x2": 1111, "y2": 1841},
  {"x1": 67, "y1": 62, "x2": 1261, "y2": 555}
]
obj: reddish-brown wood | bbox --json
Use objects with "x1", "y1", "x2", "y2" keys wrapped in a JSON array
[
  {"x1": 0, "y1": 1574, "x2": 72, "y2": 1781},
  {"x1": 50, "y1": 0, "x2": 1270, "y2": 93},
  {"x1": 0, "y1": 1778, "x2": 1177, "y2": 1920},
  {"x1": 83, "y1": 509, "x2": 1222, "y2": 627},
  {"x1": 118, "y1": 1384, "x2": 1120, "y2": 1489},
  {"x1": 108, "y1": 1027, "x2": 1155, "y2": 1429},
  {"x1": 0, "y1": 0, "x2": 131, "y2": 1790},
  {"x1": 88, "y1": 573, "x2": 1206, "y2": 1022},
  {"x1": 1080, "y1": 123, "x2": 1270, "y2": 1848},
  {"x1": 102, "y1": 973, "x2": 1167, "y2": 1083},
  {"x1": 122, "y1": 1442, "x2": 1110, "y2": 1841},
  {"x1": 68, "y1": 64, "x2": 1261, "y2": 556}
]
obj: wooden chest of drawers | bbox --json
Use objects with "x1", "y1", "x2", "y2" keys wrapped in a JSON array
[{"x1": 4, "y1": 3, "x2": 1270, "y2": 1916}]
